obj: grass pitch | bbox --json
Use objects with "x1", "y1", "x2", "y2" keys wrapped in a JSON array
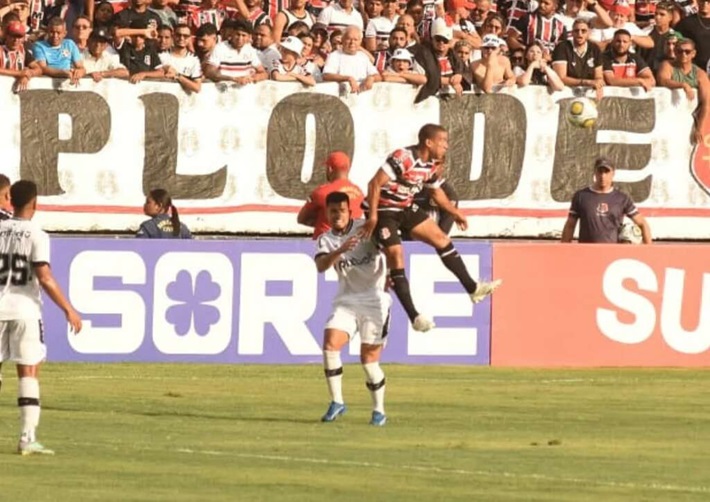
[{"x1": 0, "y1": 364, "x2": 708, "y2": 501}]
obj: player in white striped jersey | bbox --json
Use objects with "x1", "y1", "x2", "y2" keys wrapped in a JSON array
[
  {"x1": 0, "y1": 181, "x2": 82, "y2": 456},
  {"x1": 315, "y1": 191, "x2": 391, "y2": 426}
]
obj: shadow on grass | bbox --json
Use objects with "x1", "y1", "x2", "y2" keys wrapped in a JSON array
[{"x1": 42, "y1": 405, "x2": 317, "y2": 425}]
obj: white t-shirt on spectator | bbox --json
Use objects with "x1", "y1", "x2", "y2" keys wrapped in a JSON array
[
  {"x1": 82, "y1": 48, "x2": 125, "y2": 74},
  {"x1": 159, "y1": 50, "x2": 203, "y2": 79},
  {"x1": 383, "y1": 62, "x2": 426, "y2": 74},
  {"x1": 317, "y1": 3, "x2": 364, "y2": 33},
  {"x1": 271, "y1": 59, "x2": 312, "y2": 76},
  {"x1": 323, "y1": 49, "x2": 378, "y2": 81},
  {"x1": 207, "y1": 41, "x2": 263, "y2": 78},
  {"x1": 590, "y1": 22, "x2": 645, "y2": 47},
  {"x1": 559, "y1": 11, "x2": 597, "y2": 31},
  {"x1": 365, "y1": 16, "x2": 398, "y2": 46},
  {"x1": 259, "y1": 44, "x2": 282, "y2": 71}
]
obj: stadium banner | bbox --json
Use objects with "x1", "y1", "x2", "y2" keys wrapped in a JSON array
[
  {"x1": 491, "y1": 243, "x2": 710, "y2": 367},
  {"x1": 42, "y1": 238, "x2": 492, "y2": 364},
  {"x1": 1, "y1": 76, "x2": 709, "y2": 239}
]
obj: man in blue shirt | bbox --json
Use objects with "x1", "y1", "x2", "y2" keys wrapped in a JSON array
[{"x1": 33, "y1": 17, "x2": 85, "y2": 83}]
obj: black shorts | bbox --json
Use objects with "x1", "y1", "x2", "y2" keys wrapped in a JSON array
[{"x1": 370, "y1": 206, "x2": 430, "y2": 248}]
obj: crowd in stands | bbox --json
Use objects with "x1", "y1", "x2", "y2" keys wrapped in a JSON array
[{"x1": 0, "y1": 0, "x2": 707, "y2": 134}]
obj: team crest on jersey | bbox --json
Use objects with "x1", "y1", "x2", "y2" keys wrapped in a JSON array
[
  {"x1": 145, "y1": 55, "x2": 152, "y2": 65},
  {"x1": 596, "y1": 202, "x2": 609, "y2": 216},
  {"x1": 62, "y1": 49, "x2": 70, "y2": 57},
  {"x1": 625, "y1": 66, "x2": 636, "y2": 77},
  {"x1": 380, "y1": 227, "x2": 391, "y2": 240}
]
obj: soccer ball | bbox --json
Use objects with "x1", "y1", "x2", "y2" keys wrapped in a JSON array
[
  {"x1": 619, "y1": 223, "x2": 642, "y2": 244},
  {"x1": 566, "y1": 97, "x2": 598, "y2": 128}
]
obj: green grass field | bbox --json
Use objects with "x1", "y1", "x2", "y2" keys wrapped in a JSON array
[{"x1": 0, "y1": 364, "x2": 708, "y2": 501}]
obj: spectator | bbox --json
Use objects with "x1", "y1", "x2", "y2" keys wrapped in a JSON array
[
  {"x1": 364, "y1": 0, "x2": 398, "y2": 52},
  {"x1": 500, "y1": 0, "x2": 535, "y2": 32},
  {"x1": 82, "y1": 26, "x2": 128, "y2": 79},
  {"x1": 589, "y1": 0, "x2": 654, "y2": 52},
  {"x1": 381, "y1": 47, "x2": 427, "y2": 84},
  {"x1": 602, "y1": 28, "x2": 656, "y2": 90},
  {"x1": 640, "y1": 2, "x2": 675, "y2": 73},
  {"x1": 160, "y1": 23, "x2": 203, "y2": 92},
  {"x1": 204, "y1": 19, "x2": 268, "y2": 83},
  {"x1": 156, "y1": 24, "x2": 173, "y2": 51},
  {"x1": 253, "y1": 22, "x2": 281, "y2": 68},
  {"x1": 272, "y1": 0, "x2": 314, "y2": 42},
  {"x1": 551, "y1": 18, "x2": 604, "y2": 99},
  {"x1": 137, "y1": 188, "x2": 192, "y2": 239},
  {"x1": 634, "y1": 0, "x2": 658, "y2": 28},
  {"x1": 471, "y1": 0, "x2": 493, "y2": 32},
  {"x1": 297, "y1": 151, "x2": 364, "y2": 239},
  {"x1": 70, "y1": 15, "x2": 92, "y2": 51},
  {"x1": 395, "y1": 13, "x2": 418, "y2": 48},
  {"x1": 374, "y1": 26, "x2": 407, "y2": 71},
  {"x1": 559, "y1": 0, "x2": 613, "y2": 32},
  {"x1": 428, "y1": 17, "x2": 465, "y2": 95},
  {"x1": 446, "y1": 0, "x2": 481, "y2": 48},
  {"x1": 470, "y1": 13, "x2": 505, "y2": 61},
  {"x1": 515, "y1": 41, "x2": 564, "y2": 90},
  {"x1": 119, "y1": 18, "x2": 163, "y2": 81},
  {"x1": 299, "y1": 32, "x2": 325, "y2": 72},
  {"x1": 329, "y1": 28, "x2": 343, "y2": 51},
  {"x1": 675, "y1": 0, "x2": 710, "y2": 71},
  {"x1": 453, "y1": 39, "x2": 475, "y2": 89},
  {"x1": 471, "y1": 34, "x2": 515, "y2": 92},
  {"x1": 285, "y1": 20, "x2": 312, "y2": 38},
  {"x1": 561, "y1": 156, "x2": 652, "y2": 244},
  {"x1": 363, "y1": 0, "x2": 383, "y2": 28},
  {"x1": 113, "y1": 0, "x2": 161, "y2": 33},
  {"x1": 270, "y1": 35, "x2": 316, "y2": 85},
  {"x1": 233, "y1": 0, "x2": 272, "y2": 28},
  {"x1": 509, "y1": 47, "x2": 524, "y2": 68},
  {"x1": 311, "y1": 25, "x2": 330, "y2": 57},
  {"x1": 657, "y1": 38, "x2": 710, "y2": 143},
  {"x1": 34, "y1": 17, "x2": 85, "y2": 84},
  {"x1": 93, "y1": 1, "x2": 115, "y2": 30},
  {"x1": 187, "y1": 0, "x2": 229, "y2": 33},
  {"x1": 317, "y1": 0, "x2": 364, "y2": 34},
  {"x1": 322, "y1": 26, "x2": 379, "y2": 92},
  {"x1": 149, "y1": 0, "x2": 177, "y2": 28},
  {"x1": 0, "y1": 21, "x2": 41, "y2": 92},
  {"x1": 194, "y1": 21, "x2": 217, "y2": 64},
  {"x1": 262, "y1": 0, "x2": 289, "y2": 24},
  {"x1": 507, "y1": 0, "x2": 567, "y2": 55},
  {"x1": 1, "y1": 0, "x2": 31, "y2": 35}
]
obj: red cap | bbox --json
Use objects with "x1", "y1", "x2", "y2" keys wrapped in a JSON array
[
  {"x1": 325, "y1": 151, "x2": 351, "y2": 172},
  {"x1": 612, "y1": 0, "x2": 632, "y2": 16},
  {"x1": 6, "y1": 21, "x2": 27, "y2": 37},
  {"x1": 449, "y1": 0, "x2": 476, "y2": 10}
]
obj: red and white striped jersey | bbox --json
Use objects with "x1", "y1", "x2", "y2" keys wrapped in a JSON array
[
  {"x1": 188, "y1": 7, "x2": 230, "y2": 31},
  {"x1": 0, "y1": 45, "x2": 28, "y2": 71},
  {"x1": 263, "y1": 0, "x2": 290, "y2": 20},
  {"x1": 512, "y1": 11, "x2": 567, "y2": 53},
  {"x1": 369, "y1": 146, "x2": 443, "y2": 210}
]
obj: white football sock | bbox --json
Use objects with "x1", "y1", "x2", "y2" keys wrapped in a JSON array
[
  {"x1": 18, "y1": 377, "x2": 40, "y2": 442},
  {"x1": 362, "y1": 362, "x2": 385, "y2": 414},
  {"x1": 323, "y1": 350, "x2": 344, "y2": 404}
]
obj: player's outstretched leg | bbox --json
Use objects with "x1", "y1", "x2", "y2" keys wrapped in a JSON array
[
  {"x1": 361, "y1": 337, "x2": 387, "y2": 426},
  {"x1": 389, "y1": 268, "x2": 435, "y2": 332},
  {"x1": 321, "y1": 329, "x2": 349, "y2": 422}
]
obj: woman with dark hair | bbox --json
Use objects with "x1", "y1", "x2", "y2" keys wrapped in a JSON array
[
  {"x1": 515, "y1": 42, "x2": 564, "y2": 91},
  {"x1": 93, "y1": 1, "x2": 115, "y2": 30},
  {"x1": 137, "y1": 189, "x2": 192, "y2": 239}
]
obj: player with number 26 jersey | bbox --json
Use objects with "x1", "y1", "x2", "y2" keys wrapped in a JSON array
[{"x1": 0, "y1": 218, "x2": 48, "y2": 321}]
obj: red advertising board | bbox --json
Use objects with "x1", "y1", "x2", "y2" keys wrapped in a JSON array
[{"x1": 491, "y1": 243, "x2": 710, "y2": 367}]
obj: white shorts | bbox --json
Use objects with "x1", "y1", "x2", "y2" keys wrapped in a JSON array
[
  {"x1": 325, "y1": 297, "x2": 392, "y2": 346},
  {"x1": 0, "y1": 319, "x2": 47, "y2": 366}
]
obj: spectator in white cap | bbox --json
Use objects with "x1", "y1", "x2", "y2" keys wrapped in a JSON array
[
  {"x1": 322, "y1": 26, "x2": 380, "y2": 93},
  {"x1": 471, "y1": 33, "x2": 515, "y2": 92},
  {"x1": 382, "y1": 47, "x2": 427, "y2": 84},
  {"x1": 82, "y1": 28, "x2": 129, "y2": 82},
  {"x1": 270, "y1": 35, "x2": 316, "y2": 85},
  {"x1": 429, "y1": 17, "x2": 465, "y2": 95}
]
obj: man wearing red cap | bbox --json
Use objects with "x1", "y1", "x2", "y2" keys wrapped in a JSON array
[
  {"x1": 0, "y1": 21, "x2": 41, "y2": 92},
  {"x1": 297, "y1": 151, "x2": 364, "y2": 239},
  {"x1": 445, "y1": 0, "x2": 481, "y2": 47}
]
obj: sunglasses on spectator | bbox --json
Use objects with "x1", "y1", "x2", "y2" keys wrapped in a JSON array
[
  {"x1": 175, "y1": 32, "x2": 191, "y2": 38},
  {"x1": 434, "y1": 36, "x2": 448, "y2": 43},
  {"x1": 572, "y1": 28, "x2": 588, "y2": 33},
  {"x1": 675, "y1": 48, "x2": 693, "y2": 54}
]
